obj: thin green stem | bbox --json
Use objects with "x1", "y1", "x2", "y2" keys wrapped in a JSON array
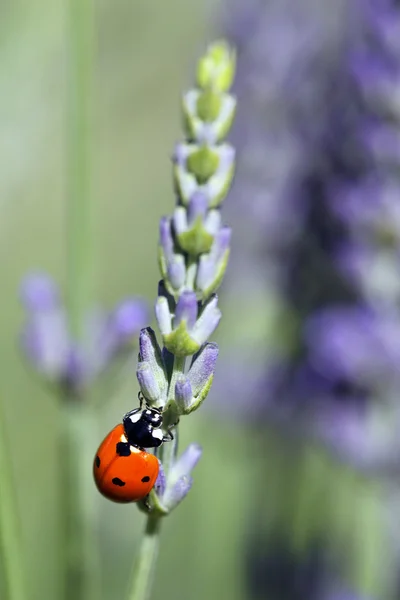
[
  {"x1": 67, "y1": 0, "x2": 94, "y2": 337},
  {"x1": 127, "y1": 516, "x2": 162, "y2": 600},
  {"x1": 0, "y1": 404, "x2": 27, "y2": 600}
]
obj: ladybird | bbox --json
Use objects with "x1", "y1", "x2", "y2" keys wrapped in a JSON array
[{"x1": 93, "y1": 403, "x2": 167, "y2": 503}]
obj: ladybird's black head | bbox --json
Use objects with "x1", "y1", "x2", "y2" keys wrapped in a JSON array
[
  {"x1": 123, "y1": 405, "x2": 164, "y2": 449},
  {"x1": 142, "y1": 408, "x2": 162, "y2": 427}
]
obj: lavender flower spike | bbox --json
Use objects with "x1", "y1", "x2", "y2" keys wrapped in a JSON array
[
  {"x1": 132, "y1": 41, "x2": 236, "y2": 523},
  {"x1": 20, "y1": 272, "x2": 148, "y2": 393}
]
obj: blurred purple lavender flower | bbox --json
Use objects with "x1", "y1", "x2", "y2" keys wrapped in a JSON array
[
  {"x1": 211, "y1": 1, "x2": 398, "y2": 599},
  {"x1": 20, "y1": 272, "x2": 148, "y2": 395}
]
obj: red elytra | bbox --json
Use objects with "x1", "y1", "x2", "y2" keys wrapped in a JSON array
[{"x1": 93, "y1": 424, "x2": 159, "y2": 503}]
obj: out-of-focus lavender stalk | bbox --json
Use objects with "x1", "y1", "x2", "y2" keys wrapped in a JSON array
[
  {"x1": 213, "y1": 0, "x2": 393, "y2": 598},
  {"x1": 18, "y1": 3, "x2": 145, "y2": 600}
]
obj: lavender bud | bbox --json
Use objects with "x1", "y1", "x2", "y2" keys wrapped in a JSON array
[
  {"x1": 191, "y1": 295, "x2": 221, "y2": 345},
  {"x1": 21, "y1": 309, "x2": 70, "y2": 379},
  {"x1": 158, "y1": 218, "x2": 187, "y2": 294},
  {"x1": 20, "y1": 273, "x2": 60, "y2": 311},
  {"x1": 159, "y1": 292, "x2": 200, "y2": 357},
  {"x1": 154, "y1": 461, "x2": 166, "y2": 497},
  {"x1": 161, "y1": 444, "x2": 202, "y2": 511},
  {"x1": 112, "y1": 299, "x2": 148, "y2": 342},
  {"x1": 196, "y1": 227, "x2": 231, "y2": 297},
  {"x1": 203, "y1": 209, "x2": 222, "y2": 236},
  {"x1": 187, "y1": 191, "x2": 208, "y2": 224},
  {"x1": 160, "y1": 293, "x2": 220, "y2": 357},
  {"x1": 162, "y1": 476, "x2": 193, "y2": 512},
  {"x1": 159, "y1": 291, "x2": 220, "y2": 358},
  {"x1": 166, "y1": 258, "x2": 186, "y2": 292},
  {"x1": 155, "y1": 296, "x2": 173, "y2": 336},
  {"x1": 182, "y1": 89, "x2": 236, "y2": 144},
  {"x1": 181, "y1": 342, "x2": 219, "y2": 414},
  {"x1": 174, "y1": 199, "x2": 218, "y2": 257},
  {"x1": 174, "y1": 375, "x2": 194, "y2": 413},
  {"x1": 136, "y1": 362, "x2": 161, "y2": 404},
  {"x1": 174, "y1": 292, "x2": 198, "y2": 329},
  {"x1": 137, "y1": 327, "x2": 168, "y2": 406},
  {"x1": 173, "y1": 206, "x2": 213, "y2": 257},
  {"x1": 159, "y1": 217, "x2": 174, "y2": 258},
  {"x1": 173, "y1": 143, "x2": 235, "y2": 208},
  {"x1": 196, "y1": 40, "x2": 236, "y2": 92}
]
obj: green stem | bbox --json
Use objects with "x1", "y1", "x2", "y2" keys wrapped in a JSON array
[
  {"x1": 0, "y1": 404, "x2": 27, "y2": 600},
  {"x1": 59, "y1": 402, "x2": 101, "y2": 600},
  {"x1": 127, "y1": 516, "x2": 162, "y2": 600},
  {"x1": 67, "y1": 0, "x2": 94, "y2": 337}
]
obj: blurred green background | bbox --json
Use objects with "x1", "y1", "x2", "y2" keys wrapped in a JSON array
[{"x1": 0, "y1": 2, "x2": 390, "y2": 600}]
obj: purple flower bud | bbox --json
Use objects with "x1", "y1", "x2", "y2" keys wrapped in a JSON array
[
  {"x1": 138, "y1": 328, "x2": 168, "y2": 405},
  {"x1": 175, "y1": 375, "x2": 193, "y2": 412},
  {"x1": 112, "y1": 299, "x2": 148, "y2": 341},
  {"x1": 21, "y1": 309, "x2": 70, "y2": 379},
  {"x1": 188, "y1": 342, "x2": 219, "y2": 396},
  {"x1": 162, "y1": 476, "x2": 193, "y2": 512},
  {"x1": 136, "y1": 362, "x2": 161, "y2": 403},
  {"x1": 169, "y1": 443, "x2": 202, "y2": 480},
  {"x1": 161, "y1": 443, "x2": 202, "y2": 511},
  {"x1": 174, "y1": 291, "x2": 198, "y2": 330},
  {"x1": 154, "y1": 461, "x2": 166, "y2": 497},
  {"x1": 159, "y1": 217, "x2": 174, "y2": 259},
  {"x1": 173, "y1": 143, "x2": 188, "y2": 168},
  {"x1": 20, "y1": 273, "x2": 59, "y2": 311},
  {"x1": 191, "y1": 295, "x2": 221, "y2": 344},
  {"x1": 167, "y1": 258, "x2": 186, "y2": 291},
  {"x1": 155, "y1": 297, "x2": 173, "y2": 336},
  {"x1": 204, "y1": 209, "x2": 222, "y2": 236},
  {"x1": 187, "y1": 191, "x2": 208, "y2": 224},
  {"x1": 172, "y1": 207, "x2": 188, "y2": 236},
  {"x1": 197, "y1": 228, "x2": 231, "y2": 293}
]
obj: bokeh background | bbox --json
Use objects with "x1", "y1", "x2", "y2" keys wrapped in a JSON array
[{"x1": 1, "y1": 0, "x2": 399, "y2": 599}]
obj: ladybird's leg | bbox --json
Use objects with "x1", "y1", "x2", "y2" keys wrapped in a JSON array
[
  {"x1": 142, "y1": 495, "x2": 152, "y2": 512},
  {"x1": 162, "y1": 430, "x2": 174, "y2": 443},
  {"x1": 137, "y1": 391, "x2": 144, "y2": 410},
  {"x1": 123, "y1": 407, "x2": 141, "y2": 421},
  {"x1": 162, "y1": 417, "x2": 180, "y2": 442}
]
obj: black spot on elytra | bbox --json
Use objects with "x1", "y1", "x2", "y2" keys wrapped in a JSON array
[
  {"x1": 112, "y1": 477, "x2": 126, "y2": 487},
  {"x1": 95, "y1": 456, "x2": 100, "y2": 468},
  {"x1": 141, "y1": 476, "x2": 150, "y2": 483},
  {"x1": 116, "y1": 442, "x2": 131, "y2": 457}
]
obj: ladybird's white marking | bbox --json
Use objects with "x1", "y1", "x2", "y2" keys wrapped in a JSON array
[
  {"x1": 120, "y1": 434, "x2": 128, "y2": 443},
  {"x1": 130, "y1": 446, "x2": 141, "y2": 454},
  {"x1": 129, "y1": 412, "x2": 142, "y2": 424},
  {"x1": 152, "y1": 429, "x2": 163, "y2": 441},
  {"x1": 145, "y1": 410, "x2": 152, "y2": 416}
]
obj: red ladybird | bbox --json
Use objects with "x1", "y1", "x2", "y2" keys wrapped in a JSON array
[{"x1": 93, "y1": 403, "x2": 166, "y2": 503}]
